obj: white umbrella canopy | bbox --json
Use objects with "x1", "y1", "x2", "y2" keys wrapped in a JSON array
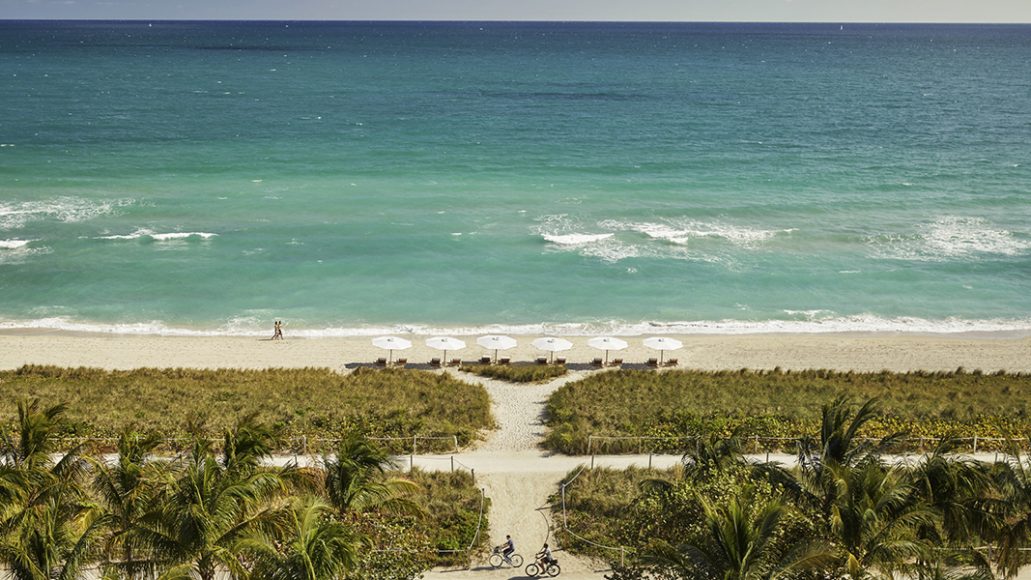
[
  {"x1": 371, "y1": 336, "x2": 412, "y2": 364},
  {"x1": 476, "y1": 334, "x2": 518, "y2": 363},
  {"x1": 425, "y1": 336, "x2": 466, "y2": 362},
  {"x1": 643, "y1": 336, "x2": 683, "y2": 365},
  {"x1": 587, "y1": 336, "x2": 628, "y2": 365},
  {"x1": 532, "y1": 337, "x2": 573, "y2": 363}
]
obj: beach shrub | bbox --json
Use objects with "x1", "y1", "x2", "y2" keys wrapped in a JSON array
[
  {"x1": 460, "y1": 363, "x2": 567, "y2": 383},
  {"x1": 544, "y1": 368, "x2": 1031, "y2": 454},
  {"x1": 0, "y1": 365, "x2": 494, "y2": 451}
]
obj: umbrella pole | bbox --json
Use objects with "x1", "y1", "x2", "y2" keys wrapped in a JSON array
[
  {"x1": 605, "y1": 350, "x2": 609, "y2": 366},
  {"x1": 550, "y1": 351, "x2": 554, "y2": 364},
  {"x1": 660, "y1": 351, "x2": 664, "y2": 365},
  {"x1": 388, "y1": 349, "x2": 393, "y2": 365},
  {"x1": 494, "y1": 349, "x2": 498, "y2": 364}
]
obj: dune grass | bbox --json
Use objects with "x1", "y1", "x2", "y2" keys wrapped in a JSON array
[
  {"x1": 0, "y1": 365, "x2": 493, "y2": 451},
  {"x1": 544, "y1": 368, "x2": 1031, "y2": 454},
  {"x1": 460, "y1": 363, "x2": 568, "y2": 383}
]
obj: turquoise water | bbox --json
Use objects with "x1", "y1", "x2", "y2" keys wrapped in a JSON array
[{"x1": 1, "y1": 22, "x2": 1029, "y2": 335}]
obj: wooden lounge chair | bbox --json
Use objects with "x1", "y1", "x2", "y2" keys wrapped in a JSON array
[
  {"x1": 646, "y1": 358, "x2": 659, "y2": 367},
  {"x1": 395, "y1": 358, "x2": 407, "y2": 367},
  {"x1": 591, "y1": 358, "x2": 603, "y2": 367},
  {"x1": 665, "y1": 358, "x2": 679, "y2": 367},
  {"x1": 609, "y1": 358, "x2": 623, "y2": 367},
  {"x1": 498, "y1": 358, "x2": 511, "y2": 366},
  {"x1": 535, "y1": 357, "x2": 548, "y2": 365},
  {"x1": 375, "y1": 357, "x2": 387, "y2": 367},
  {"x1": 554, "y1": 357, "x2": 566, "y2": 366},
  {"x1": 429, "y1": 357, "x2": 441, "y2": 368},
  {"x1": 479, "y1": 356, "x2": 492, "y2": 365},
  {"x1": 449, "y1": 358, "x2": 462, "y2": 367}
]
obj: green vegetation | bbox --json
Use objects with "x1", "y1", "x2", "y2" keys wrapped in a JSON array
[
  {"x1": 460, "y1": 363, "x2": 567, "y2": 383},
  {"x1": 0, "y1": 399, "x2": 487, "y2": 580},
  {"x1": 544, "y1": 368, "x2": 1031, "y2": 453},
  {"x1": 559, "y1": 398, "x2": 1031, "y2": 579},
  {"x1": 0, "y1": 365, "x2": 493, "y2": 451}
]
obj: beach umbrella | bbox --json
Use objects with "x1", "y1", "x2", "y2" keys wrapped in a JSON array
[
  {"x1": 587, "y1": 336, "x2": 628, "y2": 365},
  {"x1": 532, "y1": 337, "x2": 573, "y2": 363},
  {"x1": 643, "y1": 336, "x2": 683, "y2": 365},
  {"x1": 425, "y1": 336, "x2": 466, "y2": 362},
  {"x1": 476, "y1": 335, "x2": 517, "y2": 363},
  {"x1": 371, "y1": 336, "x2": 412, "y2": 364}
]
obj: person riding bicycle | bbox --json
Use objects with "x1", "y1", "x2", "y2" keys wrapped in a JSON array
[
  {"x1": 536, "y1": 542, "x2": 556, "y2": 566},
  {"x1": 500, "y1": 535, "x2": 515, "y2": 562}
]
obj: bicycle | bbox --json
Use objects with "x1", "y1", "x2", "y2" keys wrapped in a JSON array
[
  {"x1": 488, "y1": 546, "x2": 523, "y2": 568},
  {"x1": 525, "y1": 557, "x2": 561, "y2": 577}
]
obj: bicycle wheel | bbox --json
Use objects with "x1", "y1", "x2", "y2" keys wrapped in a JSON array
[
  {"x1": 488, "y1": 553, "x2": 503, "y2": 568},
  {"x1": 510, "y1": 553, "x2": 524, "y2": 567},
  {"x1": 546, "y1": 562, "x2": 561, "y2": 576},
  {"x1": 524, "y1": 563, "x2": 540, "y2": 576}
]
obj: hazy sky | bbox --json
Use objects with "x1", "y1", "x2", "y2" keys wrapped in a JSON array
[{"x1": 2, "y1": 0, "x2": 1031, "y2": 22}]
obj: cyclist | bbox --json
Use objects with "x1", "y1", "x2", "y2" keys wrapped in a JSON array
[
  {"x1": 536, "y1": 542, "x2": 555, "y2": 566},
  {"x1": 500, "y1": 535, "x2": 515, "y2": 563}
]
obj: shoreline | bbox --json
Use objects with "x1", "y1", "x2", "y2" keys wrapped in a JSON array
[{"x1": 1, "y1": 330, "x2": 1028, "y2": 372}]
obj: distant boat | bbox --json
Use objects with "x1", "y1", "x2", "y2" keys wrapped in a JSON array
[{"x1": 840, "y1": 25, "x2": 844, "y2": 31}]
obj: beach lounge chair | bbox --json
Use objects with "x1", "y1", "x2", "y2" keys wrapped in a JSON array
[
  {"x1": 449, "y1": 358, "x2": 462, "y2": 367},
  {"x1": 609, "y1": 358, "x2": 623, "y2": 367},
  {"x1": 646, "y1": 358, "x2": 659, "y2": 367},
  {"x1": 395, "y1": 358, "x2": 407, "y2": 367},
  {"x1": 429, "y1": 357, "x2": 441, "y2": 368},
  {"x1": 665, "y1": 358, "x2": 679, "y2": 367},
  {"x1": 479, "y1": 356, "x2": 492, "y2": 365},
  {"x1": 591, "y1": 358, "x2": 603, "y2": 367},
  {"x1": 375, "y1": 357, "x2": 387, "y2": 367},
  {"x1": 498, "y1": 357, "x2": 511, "y2": 365},
  {"x1": 555, "y1": 357, "x2": 566, "y2": 366},
  {"x1": 536, "y1": 357, "x2": 548, "y2": 365}
]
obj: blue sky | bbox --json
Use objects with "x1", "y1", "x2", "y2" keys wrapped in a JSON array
[{"x1": 2, "y1": 0, "x2": 1030, "y2": 22}]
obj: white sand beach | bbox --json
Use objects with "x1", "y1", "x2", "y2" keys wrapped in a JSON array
[{"x1": 0, "y1": 331, "x2": 1028, "y2": 372}]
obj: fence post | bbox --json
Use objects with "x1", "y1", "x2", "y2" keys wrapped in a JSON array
[
  {"x1": 591, "y1": 453, "x2": 595, "y2": 470},
  {"x1": 471, "y1": 468, "x2": 475, "y2": 483},
  {"x1": 972, "y1": 435, "x2": 978, "y2": 454},
  {"x1": 413, "y1": 435, "x2": 418, "y2": 456},
  {"x1": 620, "y1": 547, "x2": 625, "y2": 566},
  {"x1": 453, "y1": 435, "x2": 459, "y2": 453},
  {"x1": 648, "y1": 452, "x2": 653, "y2": 470},
  {"x1": 451, "y1": 455, "x2": 454, "y2": 473},
  {"x1": 587, "y1": 436, "x2": 593, "y2": 456}
]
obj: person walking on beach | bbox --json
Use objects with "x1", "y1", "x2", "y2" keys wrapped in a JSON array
[{"x1": 272, "y1": 320, "x2": 283, "y2": 340}]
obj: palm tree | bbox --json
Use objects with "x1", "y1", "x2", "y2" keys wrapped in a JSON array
[
  {"x1": 0, "y1": 399, "x2": 103, "y2": 580},
  {"x1": 244, "y1": 497, "x2": 360, "y2": 580},
  {"x1": 828, "y1": 461, "x2": 933, "y2": 579},
  {"x1": 645, "y1": 492, "x2": 832, "y2": 579},
  {"x1": 321, "y1": 433, "x2": 419, "y2": 517},
  {"x1": 133, "y1": 419, "x2": 291, "y2": 580},
  {"x1": 92, "y1": 429, "x2": 167, "y2": 579}
]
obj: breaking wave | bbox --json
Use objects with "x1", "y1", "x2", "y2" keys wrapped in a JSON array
[{"x1": 0, "y1": 197, "x2": 133, "y2": 230}]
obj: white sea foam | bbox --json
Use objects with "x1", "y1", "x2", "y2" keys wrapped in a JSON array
[
  {"x1": 870, "y1": 216, "x2": 1031, "y2": 261},
  {"x1": 0, "y1": 197, "x2": 132, "y2": 230},
  {"x1": 541, "y1": 233, "x2": 614, "y2": 245},
  {"x1": 150, "y1": 232, "x2": 218, "y2": 241},
  {"x1": 97, "y1": 229, "x2": 218, "y2": 241},
  {"x1": 0, "y1": 239, "x2": 32, "y2": 250},
  {"x1": 600, "y1": 219, "x2": 791, "y2": 247},
  {"x1": 1, "y1": 315, "x2": 1028, "y2": 337}
]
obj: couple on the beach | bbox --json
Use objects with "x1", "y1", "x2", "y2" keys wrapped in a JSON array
[{"x1": 271, "y1": 320, "x2": 284, "y2": 340}]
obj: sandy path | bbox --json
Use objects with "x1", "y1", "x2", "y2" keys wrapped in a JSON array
[{"x1": 422, "y1": 370, "x2": 612, "y2": 578}]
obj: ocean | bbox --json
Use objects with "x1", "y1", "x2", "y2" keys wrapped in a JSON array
[{"x1": 1, "y1": 21, "x2": 1029, "y2": 336}]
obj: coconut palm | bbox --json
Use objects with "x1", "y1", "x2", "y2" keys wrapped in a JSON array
[
  {"x1": 322, "y1": 433, "x2": 419, "y2": 516},
  {"x1": 244, "y1": 497, "x2": 360, "y2": 580},
  {"x1": 92, "y1": 429, "x2": 167, "y2": 579},
  {"x1": 645, "y1": 492, "x2": 832, "y2": 579},
  {"x1": 133, "y1": 420, "x2": 291, "y2": 580},
  {"x1": 828, "y1": 461, "x2": 934, "y2": 579},
  {"x1": 0, "y1": 399, "x2": 102, "y2": 580}
]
